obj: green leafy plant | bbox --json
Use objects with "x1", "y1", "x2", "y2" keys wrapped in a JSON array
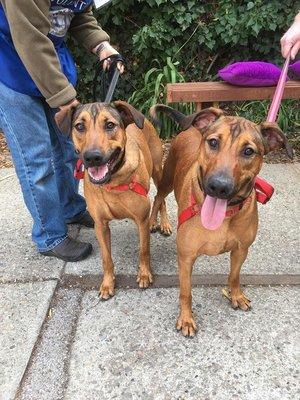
[
  {"x1": 67, "y1": 0, "x2": 299, "y2": 140},
  {"x1": 70, "y1": 0, "x2": 298, "y2": 102},
  {"x1": 129, "y1": 57, "x2": 194, "y2": 138},
  {"x1": 232, "y1": 99, "x2": 300, "y2": 136}
]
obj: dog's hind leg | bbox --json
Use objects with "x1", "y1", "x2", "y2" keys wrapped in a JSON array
[
  {"x1": 145, "y1": 121, "x2": 172, "y2": 235},
  {"x1": 135, "y1": 217, "x2": 153, "y2": 288},
  {"x1": 95, "y1": 221, "x2": 115, "y2": 300},
  {"x1": 227, "y1": 247, "x2": 251, "y2": 310},
  {"x1": 151, "y1": 162, "x2": 172, "y2": 235},
  {"x1": 150, "y1": 147, "x2": 175, "y2": 235}
]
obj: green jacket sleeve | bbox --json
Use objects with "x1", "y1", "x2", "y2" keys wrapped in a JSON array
[
  {"x1": 1, "y1": 0, "x2": 76, "y2": 108},
  {"x1": 68, "y1": 6, "x2": 110, "y2": 51}
]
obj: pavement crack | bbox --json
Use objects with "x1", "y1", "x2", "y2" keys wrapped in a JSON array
[{"x1": 61, "y1": 290, "x2": 85, "y2": 400}]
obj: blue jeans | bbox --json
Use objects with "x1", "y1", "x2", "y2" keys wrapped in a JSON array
[{"x1": 0, "y1": 81, "x2": 86, "y2": 251}]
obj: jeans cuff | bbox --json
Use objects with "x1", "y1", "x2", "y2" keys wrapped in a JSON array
[{"x1": 38, "y1": 234, "x2": 68, "y2": 253}]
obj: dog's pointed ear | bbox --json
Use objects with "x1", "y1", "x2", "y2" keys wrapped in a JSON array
[
  {"x1": 55, "y1": 101, "x2": 81, "y2": 136},
  {"x1": 260, "y1": 122, "x2": 293, "y2": 159},
  {"x1": 180, "y1": 107, "x2": 224, "y2": 131},
  {"x1": 113, "y1": 100, "x2": 145, "y2": 130}
]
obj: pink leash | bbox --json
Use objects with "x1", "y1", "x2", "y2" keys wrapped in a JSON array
[
  {"x1": 253, "y1": 53, "x2": 291, "y2": 205},
  {"x1": 266, "y1": 53, "x2": 290, "y2": 122}
]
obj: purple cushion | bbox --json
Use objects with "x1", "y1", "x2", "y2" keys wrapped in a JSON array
[
  {"x1": 289, "y1": 61, "x2": 300, "y2": 79},
  {"x1": 218, "y1": 61, "x2": 285, "y2": 87}
]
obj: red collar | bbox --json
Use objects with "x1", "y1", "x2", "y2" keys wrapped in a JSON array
[
  {"x1": 103, "y1": 176, "x2": 148, "y2": 197},
  {"x1": 73, "y1": 159, "x2": 148, "y2": 197},
  {"x1": 178, "y1": 176, "x2": 274, "y2": 229}
]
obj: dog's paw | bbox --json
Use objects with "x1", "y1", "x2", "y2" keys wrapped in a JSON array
[
  {"x1": 176, "y1": 314, "x2": 197, "y2": 337},
  {"x1": 99, "y1": 280, "x2": 115, "y2": 300},
  {"x1": 231, "y1": 292, "x2": 251, "y2": 311},
  {"x1": 222, "y1": 288, "x2": 251, "y2": 311},
  {"x1": 149, "y1": 221, "x2": 158, "y2": 233},
  {"x1": 136, "y1": 270, "x2": 153, "y2": 289},
  {"x1": 159, "y1": 220, "x2": 172, "y2": 236}
]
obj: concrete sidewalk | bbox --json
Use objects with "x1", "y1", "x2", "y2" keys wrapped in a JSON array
[{"x1": 0, "y1": 164, "x2": 299, "y2": 400}]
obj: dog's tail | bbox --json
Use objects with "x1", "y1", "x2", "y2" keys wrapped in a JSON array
[{"x1": 149, "y1": 104, "x2": 187, "y2": 131}]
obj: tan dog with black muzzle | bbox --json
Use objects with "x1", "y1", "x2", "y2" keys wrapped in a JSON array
[
  {"x1": 56, "y1": 101, "x2": 171, "y2": 298},
  {"x1": 150, "y1": 105, "x2": 293, "y2": 337}
]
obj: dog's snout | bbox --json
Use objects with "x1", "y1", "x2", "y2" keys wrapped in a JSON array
[
  {"x1": 205, "y1": 174, "x2": 234, "y2": 199},
  {"x1": 83, "y1": 149, "x2": 104, "y2": 166}
]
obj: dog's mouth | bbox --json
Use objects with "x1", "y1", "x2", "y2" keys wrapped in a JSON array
[
  {"x1": 197, "y1": 176, "x2": 233, "y2": 231},
  {"x1": 197, "y1": 175, "x2": 253, "y2": 231},
  {"x1": 87, "y1": 148, "x2": 122, "y2": 185}
]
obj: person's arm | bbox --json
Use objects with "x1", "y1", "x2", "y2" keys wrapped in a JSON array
[
  {"x1": 281, "y1": 12, "x2": 300, "y2": 59},
  {"x1": 1, "y1": 0, "x2": 76, "y2": 108},
  {"x1": 69, "y1": 7, "x2": 124, "y2": 73},
  {"x1": 68, "y1": 5, "x2": 110, "y2": 51}
]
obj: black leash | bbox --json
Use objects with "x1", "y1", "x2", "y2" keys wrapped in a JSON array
[{"x1": 93, "y1": 53, "x2": 124, "y2": 103}]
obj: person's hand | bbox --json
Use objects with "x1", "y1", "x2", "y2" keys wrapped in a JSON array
[
  {"x1": 55, "y1": 99, "x2": 80, "y2": 135},
  {"x1": 281, "y1": 14, "x2": 300, "y2": 60},
  {"x1": 93, "y1": 41, "x2": 125, "y2": 74},
  {"x1": 58, "y1": 98, "x2": 80, "y2": 111}
]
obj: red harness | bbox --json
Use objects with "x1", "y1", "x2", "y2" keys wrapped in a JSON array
[
  {"x1": 73, "y1": 159, "x2": 148, "y2": 197},
  {"x1": 177, "y1": 176, "x2": 274, "y2": 228}
]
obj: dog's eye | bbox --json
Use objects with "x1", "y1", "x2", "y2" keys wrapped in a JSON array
[
  {"x1": 208, "y1": 138, "x2": 218, "y2": 149},
  {"x1": 243, "y1": 147, "x2": 255, "y2": 157},
  {"x1": 74, "y1": 122, "x2": 85, "y2": 133},
  {"x1": 106, "y1": 121, "x2": 116, "y2": 130}
]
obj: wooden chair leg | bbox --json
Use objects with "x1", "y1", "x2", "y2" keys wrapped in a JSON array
[{"x1": 195, "y1": 102, "x2": 202, "y2": 112}]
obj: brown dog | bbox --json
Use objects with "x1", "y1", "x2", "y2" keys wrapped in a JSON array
[
  {"x1": 150, "y1": 105, "x2": 293, "y2": 337},
  {"x1": 56, "y1": 101, "x2": 171, "y2": 298}
]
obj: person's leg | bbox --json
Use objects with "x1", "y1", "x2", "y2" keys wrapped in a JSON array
[
  {"x1": 43, "y1": 104, "x2": 88, "y2": 222},
  {"x1": 0, "y1": 81, "x2": 92, "y2": 259}
]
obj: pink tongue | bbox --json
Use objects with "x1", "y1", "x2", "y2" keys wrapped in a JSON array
[
  {"x1": 200, "y1": 195, "x2": 227, "y2": 230},
  {"x1": 88, "y1": 164, "x2": 108, "y2": 181}
]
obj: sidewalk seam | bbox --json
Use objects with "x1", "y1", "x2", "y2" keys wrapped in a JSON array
[
  {"x1": 61, "y1": 290, "x2": 85, "y2": 400},
  {"x1": 14, "y1": 280, "x2": 59, "y2": 399}
]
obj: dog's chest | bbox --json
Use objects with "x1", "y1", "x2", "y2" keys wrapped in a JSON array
[
  {"x1": 200, "y1": 234, "x2": 239, "y2": 255},
  {"x1": 88, "y1": 189, "x2": 150, "y2": 222}
]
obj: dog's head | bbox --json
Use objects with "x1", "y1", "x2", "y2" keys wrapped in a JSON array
[
  {"x1": 55, "y1": 101, "x2": 144, "y2": 185},
  {"x1": 178, "y1": 107, "x2": 293, "y2": 204},
  {"x1": 151, "y1": 104, "x2": 293, "y2": 229}
]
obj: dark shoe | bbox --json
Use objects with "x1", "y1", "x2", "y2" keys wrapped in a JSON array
[
  {"x1": 67, "y1": 210, "x2": 94, "y2": 228},
  {"x1": 40, "y1": 236, "x2": 93, "y2": 262}
]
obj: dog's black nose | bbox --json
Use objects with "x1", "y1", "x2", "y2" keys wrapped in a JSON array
[
  {"x1": 83, "y1": 149, "x2": 104, "y2": 165},
  {"x1": 205, "y1": 174, "x2": 234, "y2": 199}
]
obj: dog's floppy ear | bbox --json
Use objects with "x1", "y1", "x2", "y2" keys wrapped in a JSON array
[
  {"x1": 55, "y1": 102, "x2": 81, "y2": 136},
  {"x1": 180, "y1": 107, "x2": 224, "y2": 131},
  {"x1": 260, "y1": 121, "x2": 293, "y2": 159},
  {"x1": 113, "y1": 100, "x2": 145, "y2": 129}
]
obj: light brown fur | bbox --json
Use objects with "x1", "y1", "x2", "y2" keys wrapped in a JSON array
[
  {"x1": 150, "y1": 105, "x2": 292, "y2": 336},
  {"x1": 56, "y1": 101, "x2": 171, "y2": 298}
]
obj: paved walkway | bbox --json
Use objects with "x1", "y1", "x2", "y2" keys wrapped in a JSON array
[{"x1": 0, "y1": 165, "x2": 299, "y2": 400}]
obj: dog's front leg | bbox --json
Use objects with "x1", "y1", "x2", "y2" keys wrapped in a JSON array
[
  {"x1": 136, "y1": 218, "x2": 153, "y2": 288},
  {"x1": 228, "y1": 247, "x2": 251, "y2": 310},
  {"x1": 176, "y1": 253, "x2": 197, "y2": 337},
  {"x1": 95, "y1": 221, "x2": 115, "y2": 300}
]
